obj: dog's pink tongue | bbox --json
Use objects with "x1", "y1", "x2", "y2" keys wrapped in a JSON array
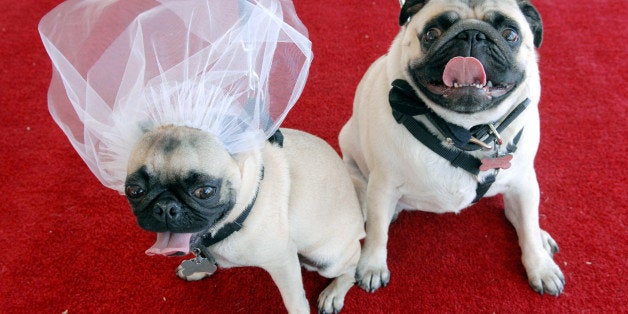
[
  {"x1": 145, "y1": 232, "x2": 193, "y2": 256},
  {"x1": 443, "y1": 56, "x2": 487, "y2": 87}
]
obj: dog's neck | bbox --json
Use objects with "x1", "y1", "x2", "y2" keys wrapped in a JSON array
[
  {"x1": 188, "y1": 167, "x2": 261, "y2": 265},
  {"x1": 189, "y1": 130, "x2": 284, "y2": 251}
]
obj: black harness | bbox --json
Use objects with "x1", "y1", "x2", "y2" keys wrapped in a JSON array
[{"x1": 389, "y1": 79, "x2": 528, "y2": 203}]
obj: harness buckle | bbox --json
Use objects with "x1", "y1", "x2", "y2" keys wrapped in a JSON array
[
  {"x1": 469, "y1": 137, "x2": 492, "y2": 150},
  {"x1": 488, "y1": 123, "x2": 503, "y2": 145}
]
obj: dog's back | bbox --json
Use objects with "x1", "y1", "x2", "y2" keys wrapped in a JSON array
[{"x1": 281, "y1": 128, "x2": 364, "y2": 277}]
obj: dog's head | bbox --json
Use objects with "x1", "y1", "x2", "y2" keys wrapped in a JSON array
[
  {"x1": 124, "y1": 125, "x2": 247, "y2": 256},
  {"x1": 398, "y1": 0, "x2": 543, "y2": 114}
]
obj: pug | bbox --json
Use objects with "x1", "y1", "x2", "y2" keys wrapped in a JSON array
[
  {"x1": 339, "y1": 0, "x2": 565, "y2": 296},
  {"x1": 124, "y1": 125, "x2": 365, "y2": 313}
]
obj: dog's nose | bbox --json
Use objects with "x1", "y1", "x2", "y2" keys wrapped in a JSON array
[
  {"x1": 153, "y1": 200, "x2": 182, "y2": 222},
  {"x1": 457, "y1": 30, "x2": 486, "y2": 42}
]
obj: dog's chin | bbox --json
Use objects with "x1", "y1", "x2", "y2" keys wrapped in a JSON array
[{"x1": 418, "y1": 81, "x2": 515, "y2": 113}]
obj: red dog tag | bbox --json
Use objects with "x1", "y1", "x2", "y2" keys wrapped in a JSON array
[{"x1": 480, "y1": 154, "x2": 513, "y2": 171}]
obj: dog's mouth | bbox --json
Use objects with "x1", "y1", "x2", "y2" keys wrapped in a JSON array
[
  {"x1": 145, "y1": 232, "x2": 193, "y2": 257},
  {"x1": 422, "y1": 56, "x2": 514, "y2": 101}
]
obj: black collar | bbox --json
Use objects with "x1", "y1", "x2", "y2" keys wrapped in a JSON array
[
  {"x1": 190, "y1": 166, "x2": 263, "y2": 257},
  {"x1": 389, "y1": 79, "x2": 529, "y2": 151}
]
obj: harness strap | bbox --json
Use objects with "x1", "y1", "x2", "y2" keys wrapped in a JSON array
[
  {"x1": 473, "y1": 175, "x2": 496, "y2": 203},
  {"x1": 389, "y1": 79, "x2": 527, "y2": 204},
  {"x1": 392, "y1": 110, "x2": 482, "y2": 176}
]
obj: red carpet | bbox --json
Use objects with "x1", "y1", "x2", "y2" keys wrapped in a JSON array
[{"x1": 1, "y1": 0, "x2": 626, "y2": 312}]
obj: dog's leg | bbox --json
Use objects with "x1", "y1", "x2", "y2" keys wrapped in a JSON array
[
  {"x1": 339, "y1": 121, "x2": 369, "y2": 216},
  {"x1": 355, "y1": 173, "x2": 399, "y2": 293},
  {"x1": 265, "y1": 254, "x2": 310, "y2": 314},
  {"x1": 503, "y1": 171, "x2": 565, "y2": 296},
  {"x1": 344, "y1": 158, "x2": 368, "y2": 219},
  {"x1": 317, "y1": 272, "x2": 355, "y2": 314}
]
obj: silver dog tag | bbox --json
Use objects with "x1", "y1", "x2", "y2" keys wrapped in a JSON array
[{"x1": 176, "y1": 256, "x2": 217, "y2": 281}]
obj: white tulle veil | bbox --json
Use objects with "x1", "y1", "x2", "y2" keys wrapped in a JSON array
[{"x1": 39, "y1": 0, "x2": 312, "y2": 193}]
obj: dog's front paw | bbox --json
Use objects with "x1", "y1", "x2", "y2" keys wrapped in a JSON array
[
  {"x1": 317, "y1": 273, "x2": 354, "y2": 314},
  {"x1": 527, "y1": 257, "x2": 565, "y2": 296},
  {"x1": 355, "y1": 260, "x2": 390, "y2": 293},
  {"x1": 524, "y1": 229, "x2": 564, "y2": 295},
  {"x1": 317, "y1": 289, "x2": 344, "y2": 314}
]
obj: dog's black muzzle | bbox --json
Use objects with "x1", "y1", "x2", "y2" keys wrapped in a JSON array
[{"x1": 409, "y1": 20, "x2": 526, "y2": 113}]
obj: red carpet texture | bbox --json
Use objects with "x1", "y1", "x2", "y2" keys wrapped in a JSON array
[{"x1": 1, "y1": 0, "x2": 626, "y2": 312}]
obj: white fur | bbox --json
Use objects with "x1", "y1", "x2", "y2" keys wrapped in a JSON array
[
  {"x1": 339, "y1": 0, "x2": 564, "y2": 296},
  {"x1": 181, "y1": 128, "x2": 365, "y2": 313}
]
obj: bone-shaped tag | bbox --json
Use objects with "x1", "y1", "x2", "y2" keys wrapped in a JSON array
[{"x1": 480, "y1": 154, "x2": 513, "y2": 171}]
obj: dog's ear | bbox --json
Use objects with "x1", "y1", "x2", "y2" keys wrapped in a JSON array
[
  {"x1": 399, "y1": 0, "x2": 428, "y2": 26},
  {"x1": 517, "y1": 0, "x2": 543, "y2": 47}
]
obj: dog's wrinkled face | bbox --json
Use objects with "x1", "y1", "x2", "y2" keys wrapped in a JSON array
[
  {"x1": 124, "y1": 125, "x2": 240, "y2": 256},
  {"x1": 400, "y1": 0, "x2": 542, "y2": 113}
]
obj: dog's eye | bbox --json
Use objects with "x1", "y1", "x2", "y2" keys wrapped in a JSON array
[
  {"x1": 422, "y1": 28, "x2": 442, "y2": 42},
  {"x1": 193, "y1": 186, "x2": 216, "y2": 199},
  {"x1": 502, "y1": 28, "x2": 519, "y2": 42},
  {"x1": 125, "y1": 185, "x2": 146, "y2": 199}
]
